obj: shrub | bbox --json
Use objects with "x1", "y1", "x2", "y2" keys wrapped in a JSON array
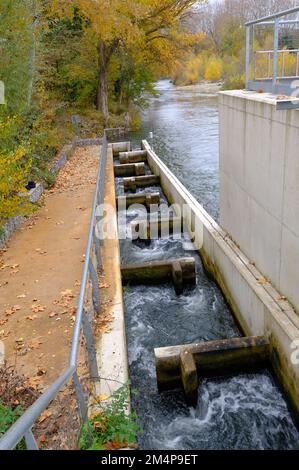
[
  {"x1": 0, "y1": 146, "x2": 33, "y2": 227},
  {"x1": 80, "y1": 384, "x2": 141, "y2": 450},
  {"x1": 0, "y1": 401, "x2": 24, "y2": 438},
  {"x1": 204, "y1": 57, "x2": 223, "y2": 82}
]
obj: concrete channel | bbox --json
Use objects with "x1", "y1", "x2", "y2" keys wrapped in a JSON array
[{"x1": 99, "y1": 140, "x2": 299, "y2": 449}]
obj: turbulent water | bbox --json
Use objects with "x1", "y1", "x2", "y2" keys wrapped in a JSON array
[{"x1": 117, "y1": 80, "x2": 299, "y2": 450}]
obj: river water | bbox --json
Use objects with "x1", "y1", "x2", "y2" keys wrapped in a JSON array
[{"x1": 118, "y1": 80, "x2": 299, "y2": 450}]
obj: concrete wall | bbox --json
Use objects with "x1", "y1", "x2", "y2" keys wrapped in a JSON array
[
  {"x1": 219, "y1": 90, "x2": 299, "y2": 314},
  {"x1": 95, "y1": 145, "x2": 129, "y2": 402},
  {"x1": 142, "y1": 139, "x2": 299, "y2": 420}
]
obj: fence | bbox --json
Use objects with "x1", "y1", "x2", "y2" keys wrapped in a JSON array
[
  {"x1": 0, "y1": 135, "x2": 108, "y2": 450},
  {"x1": 245, "y1": 6, "x2": 299, "y2": 100}
]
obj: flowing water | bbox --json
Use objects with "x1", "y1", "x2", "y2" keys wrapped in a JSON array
[{"x1": 116, "y1": 80, "x2": 299, "y2": 450}]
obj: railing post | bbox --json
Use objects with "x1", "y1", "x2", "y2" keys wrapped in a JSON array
[
  {"x1": 272, "y1": 19, "x2": 279, "y2": 93},
  {"x1": 25, "y1": 429, "x2": 39, "y2": 450},
  {"x1": 82, "y1": 309, "x2": 98, "y2": 379},
  {"x1": 251, "y1": 26, "x2": 255, "y2": 82},
  {"x1": 89, "y1": 259, "x2": 101, "y2": 314},
  {"x1": 246, "y1": 26, "x2": 250, "y2": 89},
  {"x1": 73, "y1": 372, "x2": 88, "y2": 422},
  {"x1": 93, "y1": 226, "x2": 101, "y2": 269}
]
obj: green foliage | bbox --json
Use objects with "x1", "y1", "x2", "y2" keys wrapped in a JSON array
[
  {"x1": 0, "y1": 405, "x2": 25, "y2": 450},
  {"x1": 0, "y1": 401, "x2": 26, "y2": 450},
  {"x1": 0, "y1": 115, "x2": 34, "y2": 226},
  {"x1": 80, "y1": 385, "x2": 141, "y2": 450},
  {"x1": 0, "y1": 0, "x2": 32, "y2": 113},
  {"x1": 0, "y1": 401, "x2": 23, "y2": 437}
]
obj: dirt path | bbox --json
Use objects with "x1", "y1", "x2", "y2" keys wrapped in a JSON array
[{"x1": 0, "y1": 145, "x2": 100, "y2": 388}]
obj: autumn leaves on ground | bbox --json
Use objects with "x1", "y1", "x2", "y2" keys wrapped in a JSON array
[{"x1": 0, "y1": 146, "x2": 99, "y2": 449}]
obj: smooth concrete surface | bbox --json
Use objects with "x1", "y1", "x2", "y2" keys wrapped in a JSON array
[
  {"x1": 142, "y1": 139, "x2": 299, "y2": 418},
  {"x1": 95, "y1": 145, "x2": 129, "y2": 403},
  {"x1": 219, "y1": 89, "x2": 299, "y2": 314}
]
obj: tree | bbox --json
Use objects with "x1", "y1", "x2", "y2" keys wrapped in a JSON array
[
  {"x1": 0, "y1": 0, "x2": 32, "y2": 113},
  {"x1": 48, "y1": 0, "x2": 200, "y2": 120}
]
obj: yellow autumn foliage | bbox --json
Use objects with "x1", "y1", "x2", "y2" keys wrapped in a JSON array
[
  {"x1": 204, "y1": 57, "x2": 223, "y2": 82},
  {"x1": 0, "y1": 146, "x2": 32, "y2": 227}
]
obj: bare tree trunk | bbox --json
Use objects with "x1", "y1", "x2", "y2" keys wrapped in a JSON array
[{"x1": 97, "y1": 41, "x2": 109, "y2": 121}]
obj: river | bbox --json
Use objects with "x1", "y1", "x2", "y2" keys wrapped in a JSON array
[
  {"x1": 119, "y1": 80, "x2": 299, "y2": 450},
  {"x1": 128, "y1": 80, "x2": 220, "y2": 221}
]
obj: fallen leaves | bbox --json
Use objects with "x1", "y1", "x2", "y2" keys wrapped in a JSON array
[
  {"x1": 5, "y1": 305, "x2": 21, "y2": 316},
  {"x1": 105, "y1": 441, "x2": 127, "y2": 450},
  {"x1": 277, "y1": 295, "x2": 287, "y2": 301},
  {"x1": 31, "y1": 304, "x2": 46, "y2": 313},
  {"x1": 61, "y1": 289, "x2": 74, "y2": 298},
  {"x1": 26, "y1": 315, "x2": 38, "y2": 321},
  {"x1": 35, "y1": 248, "x2": 47, "y2": 255},
  {"x1": 48, "y1": 312, "x2": 58, "y2": 318},
  {"x1": 0, "y1": 263, "x2": 19, "y2": 271},
  {"x1": 28, "y1": 339, "x2": 43, "y2": 350},
  {"x1": 96, "y1": 308, "x2": 113, "y2": 335},
  {"x1": 27, "y1": 375, "x2": 43, "y2": 390},
  {"x1": 99, "y1": 282, "x2": 110, "y2": 289},
  {"x1": 257, "y1": 277, "x2": 269, "y2": 285},
  {"x1": 96, "y1": 394, "x2": 109, "y2": 402},
  {"x1": 0, "y1": 329, "x2": 10, "y2": 339},
  {"x1": 38, "y1": 410, "x2": 52, "y2": 424}
]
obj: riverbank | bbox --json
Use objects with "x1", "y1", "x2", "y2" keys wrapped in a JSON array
[{"x1": 174, "y1": 81, "x2": 223, "y2": 94}]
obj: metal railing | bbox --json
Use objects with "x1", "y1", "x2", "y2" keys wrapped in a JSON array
[
  {"x1": 245, "y1": 6, "x2": 299, "y2": 97},
  {"x1": 255, "y1": 49, "x2": 299, "y2": 79},
  {"x1": 0, "y1": 135, "x2": 108, "y2": 450}
]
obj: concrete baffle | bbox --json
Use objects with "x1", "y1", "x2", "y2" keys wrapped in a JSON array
[
  {"x1": 112, "y1": 142, "x2": 131, "y2": 156},
  {"x1": 123, "y1": 175, "x2": 160, "y2": 192},
  {"x1": 180, "y1": 350, "x2": 198, "y2": 406},
  {"x1": 119, "y1": 150, "x2": 148, "y2": 164},
  {"x1": 155, "y1": 336, "x2": 270, "y2": 401},
  {"x1": 130, "y1": 215, "x2": 182, "y2": 240},
  {"x1": 121, "y1": 257, "x2": 196, "y2": 295},
  {"x1": 117, "y1": 192, "x2": 160, "y2": 210},
  {"x1": 114, "y1": 163, "x2": 145, "y2": 177}
]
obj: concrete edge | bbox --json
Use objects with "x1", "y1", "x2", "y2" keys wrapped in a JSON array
[
  {"x1": 94, "y1": 144, "x2": 129, "y2": 404},
  {"x1": 142, "y1": 139, "x2": 299, "y2": 418}
]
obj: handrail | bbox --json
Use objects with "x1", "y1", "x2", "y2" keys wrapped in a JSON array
[
  {"x1": 245, "y1": 6, "x2": 299, "y2": 99},
  {"x1": 245, "y1": 6, "x2": 299, "y2": 26},
  {"x1": 69, "y1": 136, "x2": 107, "y2": 367},
  {"x1": 0, "y1": 135, "x2": 108, "y2": 450}
]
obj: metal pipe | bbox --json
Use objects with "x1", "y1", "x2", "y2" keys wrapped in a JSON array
[
  {"x1": 246, "y1": 26, "x2": 250, "y2": 87},
  {"x1": 256, "y1": 20, "x2": 299, "y2": 26},
  {"x1": 252, "y1": 26, "x2": 255, "y2": 81},
  {"x1": 69, "y1": 139, "x2": 106, "y2": 367},
  {"x1": 0, "y1": 367, "x2": 75, "y2": 450},
  {"x1": 245, "y1": 6, "x2": 299, "y2": 26},
  {"x1": 255, "y1": 49, "x2": 299, "y2": 54},
  {"x1": 272, "y1": 19, "x2": 280, "y2": 93}
]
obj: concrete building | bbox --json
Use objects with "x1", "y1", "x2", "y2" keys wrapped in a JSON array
[{"x1": 219, "y1": 90, "x2": 299, "y2": 313}]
